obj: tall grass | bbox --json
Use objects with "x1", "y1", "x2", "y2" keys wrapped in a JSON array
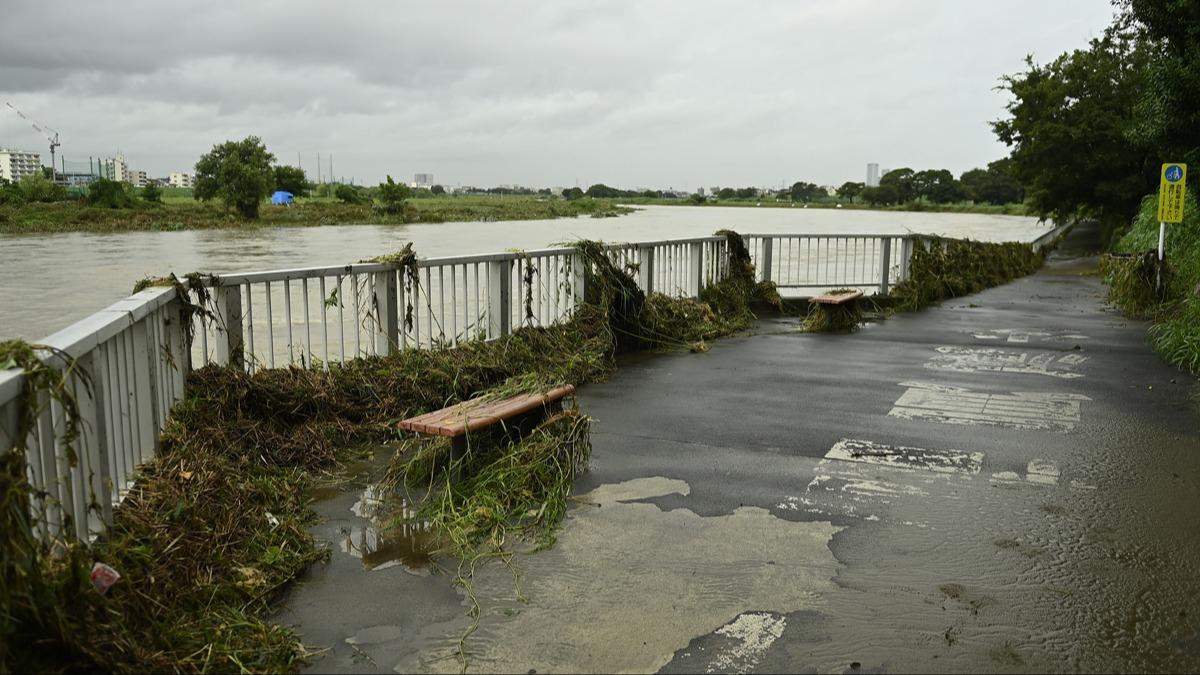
[{"x1": 1107, "y1": 191, "x2": 1200, "y2": 372}]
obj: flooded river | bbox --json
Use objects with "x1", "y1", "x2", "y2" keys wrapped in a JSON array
[{"x1": 0, "y1": 205, "x2": 1047, "y2": 340}]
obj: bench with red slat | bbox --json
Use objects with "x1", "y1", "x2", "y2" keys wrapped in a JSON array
[
  {"x1": 399, "y1": 384, "x2": 576, "y2": 438},
  {"x1": 810, "y1": 289, "x2": 863, "y2": 305}
]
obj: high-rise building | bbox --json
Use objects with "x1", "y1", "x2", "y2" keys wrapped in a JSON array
[
  {"x1": 413, "y1": 173, "x2": 433, "y2": 188},
  {"x1": 168, "y1": 173, "x2": 194, "y2": 188},
  {"x1": 866, "y1": 163, "x2": 880, "y2": 187},
  {"x1": 0, "y1": 149, "x2": 42, "y2": 182}
]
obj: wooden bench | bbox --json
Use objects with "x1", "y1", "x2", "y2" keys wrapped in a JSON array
[
  {"x1": 809, "y1": 289, "x2": 863, "y2": 305},
  {"x1": 398, "y1": 384, "x2": 576, "y2": 462}
]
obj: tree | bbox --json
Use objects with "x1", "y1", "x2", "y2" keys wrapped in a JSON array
[
  {"x1": 88, "y1": 177, "x2": 135, "y2": 208},
  {"x1": 377, "y1": 175, "x2": 410, "y2": 213},
  {"x1": 334, "y1": 183, "x2": 364, "y2": 204},
  {"x1": 861, "y1": 184, "x2": 900, "y2": 206},
  {"x1": 1125, "y1": 0, "x2": 1200, "y2": 170},
  {"x1": 561, "y1": 187, "x2": 584, "y2": 200},
  {"x1": 879, "y1": 168, "x2": 916, "y2": 203},
  {"x1": 273, "y1": 165, "x2": 309, "y2": 196},
  {"x1": 586, "y1": 183, "x2": 621, "y2": 198},
  {"x1": 788, "y1": 181, "x2": 826, "y2": 202},
  {"x1": 716, "y1": 187, "x2": 737, "y2": 200},
  {"x1": 194, "y1": 136, "x2": 277, "y2": 218},
  {"x1": 914, "y1": 169, "x2": 964, "y2": 204},
  {"x1": 836, "y1": 181, "x2": 864, "y2": 203},
  {"x1": 0, "y1": 178, "x2": 26, "y2": 205},
  {"x1": 431, "y1": 184, "x2": 446, "y2": 195},
  {"x1": 961, "y1": 159, "x2": 1025, "y2": 205},
  {"x1": 992, "y1": 26, "x2": 1156, "y2": 225},
  {"x1": 142, "y1": 182, "x2": 162, "y2": 203},
  {"x1": 19, "y1": 173, "x2": 65, "y2": 203}
]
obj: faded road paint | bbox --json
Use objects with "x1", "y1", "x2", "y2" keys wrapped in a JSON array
[
  {"x1": 889, "y1": 381, "x2": 1089, "y2": 432},
  {"x1": 926, "y1": 345, "x2": 1088, "y2": 379}
]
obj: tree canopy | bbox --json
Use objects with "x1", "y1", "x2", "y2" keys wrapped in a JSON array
[
  {"x1": 273, "y1": 165, "x2": 309, "y2": 197},
  {"x1": 194, "y1": 137, "x2": 276, "y2": 218}
]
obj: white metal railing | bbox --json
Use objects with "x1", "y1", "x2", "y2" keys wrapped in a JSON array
[{"x1": 7, "y1": 227, "x2": 1051, "y2": 543}]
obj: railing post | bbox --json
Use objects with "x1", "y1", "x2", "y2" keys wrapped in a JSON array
[
  {"x1": 487, "y1": 258, "x2": 512, "y2": 339},
  {"x1": 214, "y1": 284, "x2": 244, "y2": 370},
  {"x1": 899, "y1": 237, "x2": 914, "y2": 281},
  {"x1": 571, "y1": 250, "x2": 589, "y2": 306},
  {"x1": 163, "y1": 298, "x2": 187, "y2": 399},
  {"x1": 689, "y1": 241, "x2": 704, "y2": 297},
  {"x1": 761, "y1": 237, "x2": 774, "y2": 283},
  {"x1": 638, "y1": 245, "x2": 655, "y2": 294},
  {"x1": 131, "y1": 318, "x2": 161, "y2": 459},
  {"x1": 371, "y1": 270, "x2": 399, "y2": 354},
  {"x1": 74, "y1": 351, "x2": 113, "y2": 536},
  {"x1": 879, "y1": 237, "x2": 892, "y2": 295}
]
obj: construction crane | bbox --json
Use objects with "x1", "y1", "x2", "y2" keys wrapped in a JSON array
[{"x1": 4, "y1": 101, "x2": 60, "y2": 182}]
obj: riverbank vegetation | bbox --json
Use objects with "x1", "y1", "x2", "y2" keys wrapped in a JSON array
[
  {"x1": 996, "y1": 0, "x2": 1200, "y2": 373},
  {"x1": 0, "y1": 195, "x2": 632, "y2": 234}
]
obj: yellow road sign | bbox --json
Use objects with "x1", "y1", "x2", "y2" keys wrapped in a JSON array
[{"x1": 1158, "y1": 163, "x2": 1187, "y2": 223}]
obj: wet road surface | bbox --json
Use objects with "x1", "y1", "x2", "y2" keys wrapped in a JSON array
[{"x1": 278, "y1": 223, "x2": 1200, "y2": 673}]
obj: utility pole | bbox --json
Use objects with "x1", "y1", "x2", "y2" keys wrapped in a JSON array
[
  {"x1": 317, "y1": 152, "x2": 322, "y2": 183},
  {"x1": 329, "y1": 154, "x2": 333, "y2": 185}
]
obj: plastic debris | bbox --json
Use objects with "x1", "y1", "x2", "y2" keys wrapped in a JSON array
[{"x1": 90, "y1": 562, "x2": 121, "y2": 595}]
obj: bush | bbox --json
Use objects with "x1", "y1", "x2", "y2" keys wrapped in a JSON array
[
  {"x1": 0, "y1": 179, "x2": 26, "y2": 206},
  {"x1": 19, "y1": 174, "x2": 65, "y2": 203},
  {"x1": 334, "y1": 183, "x2": 364, "y2": 204},
  {"x1": 141, "y1": 182, "x2": 162, "y2": 203},
  {"x1": 87, "y1": 178, "x2": 136, "y2": 209},
  {"x1": 377, "y1": 175, "x2": 410, "y2": 214},
  {"x1": 1108, "y1": 190, "x2": 1200, "y2": 372}
]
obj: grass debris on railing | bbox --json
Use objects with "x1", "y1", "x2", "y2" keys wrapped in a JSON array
[{"x1": 888, "y1": 237, "x2": 1045, "y2": 313}]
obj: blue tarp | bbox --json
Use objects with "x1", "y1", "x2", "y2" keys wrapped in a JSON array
[{"x1": 271, "y1": 191, "x2": 294, "y2": 205}]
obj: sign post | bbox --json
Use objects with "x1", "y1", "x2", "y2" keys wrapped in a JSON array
[{"x1": 1157, "y1": 163, "x2": 1188, "y2": 288}]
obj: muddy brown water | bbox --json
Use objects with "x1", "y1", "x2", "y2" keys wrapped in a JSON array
[{"x1": 0, "y1": 206, "x2": 1047, "y2": 340}]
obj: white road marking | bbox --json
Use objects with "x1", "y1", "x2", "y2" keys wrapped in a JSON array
[
  {"x1": 926, "y1": 345, "x2": 1088, "y2": 379},
  {"x1": 705, "y1": 612, "x2": 787, "y2": 674},
  {"x1": 970, "y1": 328, "x2": 1090, "y2": 344},
  {"x1": 828, "y1": 438, "x2": 983, "y2": 475},
  {"x1": 889, "y1": 381, "x2": 1089, "y2": 432}
]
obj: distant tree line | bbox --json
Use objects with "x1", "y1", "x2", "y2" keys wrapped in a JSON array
[{"x1": 857, "y1": 161, "x2": 1024, "y2": 206}]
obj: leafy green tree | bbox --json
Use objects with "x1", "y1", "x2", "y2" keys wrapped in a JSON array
[
  {"x1": 879, "y1": 168, "x2": 916, "y2": 203},
  {"x1": 377, "y1": 175, "x2": 410, "y2": 213},
  {"x1": 716, "y1": 187, "x2": 737, "y2": 200},
  {"x1": 431, "y1": 184, "x2": 446, "y2": 195},
  {"x1": 1125, "y1": 0, "x2": 1200, "y2": 170},
  {"x1": 273, "y1": 165, "x2": 309, "y2": 196},
  {"x1": 561, "y1": 187, "x2": 584, "y2": 200},
  {"x1": 961, "y1": 159, "x2": 1025, "y2": 205},
  {"x1": 0, "y1": 178, "x2": 26, "y2": 205},
  {"x1": 913, "y1": 169, "x2": 964, "y2": 204},
  {"x1": 87, "y1": 177, "x2": 135, "y2": 208},
  {"x1": 585, "y1": 183, "x2": 620, "y2": 198},
  {"x1": 689, "y1": 193, "x2": 706, "y2": 204},
  {"x1": 194, "y1": 136, "x2": 277, "y2": 218},
  {"x1": 19, "y1": 173, "x2": 65, "y2": 203},
  {"x1": 861, "y1": 184, "x2": 900, "y2": 206},
  {"x1": 141, "y1": 182, "x2": 162, "y2": 203},
  {"x1": 836, "y1": 181, "x2": 864, "y2": 203},
  {"x1": 334, "y1": 183, "x2": 364, "y2": 204},
  {"x1": 992, "y1": 26, "x2": 1156, "y2": 225},
  {"x1": 788, "y1": 181, "x2": 826, "y2": 202}
]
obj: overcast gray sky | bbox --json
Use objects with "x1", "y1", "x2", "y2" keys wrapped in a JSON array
[{"x1": 0, "y1": 0, "x2": 1116, "y2": 190}]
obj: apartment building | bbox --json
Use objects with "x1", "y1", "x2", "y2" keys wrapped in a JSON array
[{"x1": 0, "y1": 148, "x2": 42, "y2": 182}]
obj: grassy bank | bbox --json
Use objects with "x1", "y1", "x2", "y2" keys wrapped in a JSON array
[
  {"x1": 1104, "y1": 192, "x2": 1200, "y2": 372},
  {"x1": 0, "y1": 196, "x2": 632, "y2": 234},
  {"x1": 618, "y1": 196, "x2": 1032, "y2": 216}
]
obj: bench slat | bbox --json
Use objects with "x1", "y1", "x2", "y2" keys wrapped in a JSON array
[
  {"x1": 810, "y1": 289, "x2": 863, "y2": 305},
  {"x1": 399, "y1": 384, "x2": 576, "y2": 438}
]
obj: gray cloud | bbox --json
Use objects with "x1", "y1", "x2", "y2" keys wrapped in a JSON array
[{"x1": 0, "y1": 0, "x2": 1116, "y2": 188}]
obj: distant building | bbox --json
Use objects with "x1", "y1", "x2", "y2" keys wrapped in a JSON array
[
  {"x1": 413, "y1": 173, "x2": 433, "y2": 188},
  {"x1": 697, "y1": 187, "x2": 705, "y2": 197},
  {"x1": 0, "y1": 148, "x2": 42, "y2": 182},
  {"x1": 128, "y1": 170, "x2": 148, "y2": 188},
  {"x1": 866, "y1": 163, "x2": 880, "y2": 187},
  {"x1": 168, "y1": 173, "x2": 194, "y2": 188}
]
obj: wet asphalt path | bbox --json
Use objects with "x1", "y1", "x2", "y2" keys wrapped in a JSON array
[{"x1": 280, "y1": 222, "x2": 1200, "y2": 673}]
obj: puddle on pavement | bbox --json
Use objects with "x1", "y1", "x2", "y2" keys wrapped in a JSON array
[{"x1": 309, "y1": 447, "x2": 442, "y2": 574}]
